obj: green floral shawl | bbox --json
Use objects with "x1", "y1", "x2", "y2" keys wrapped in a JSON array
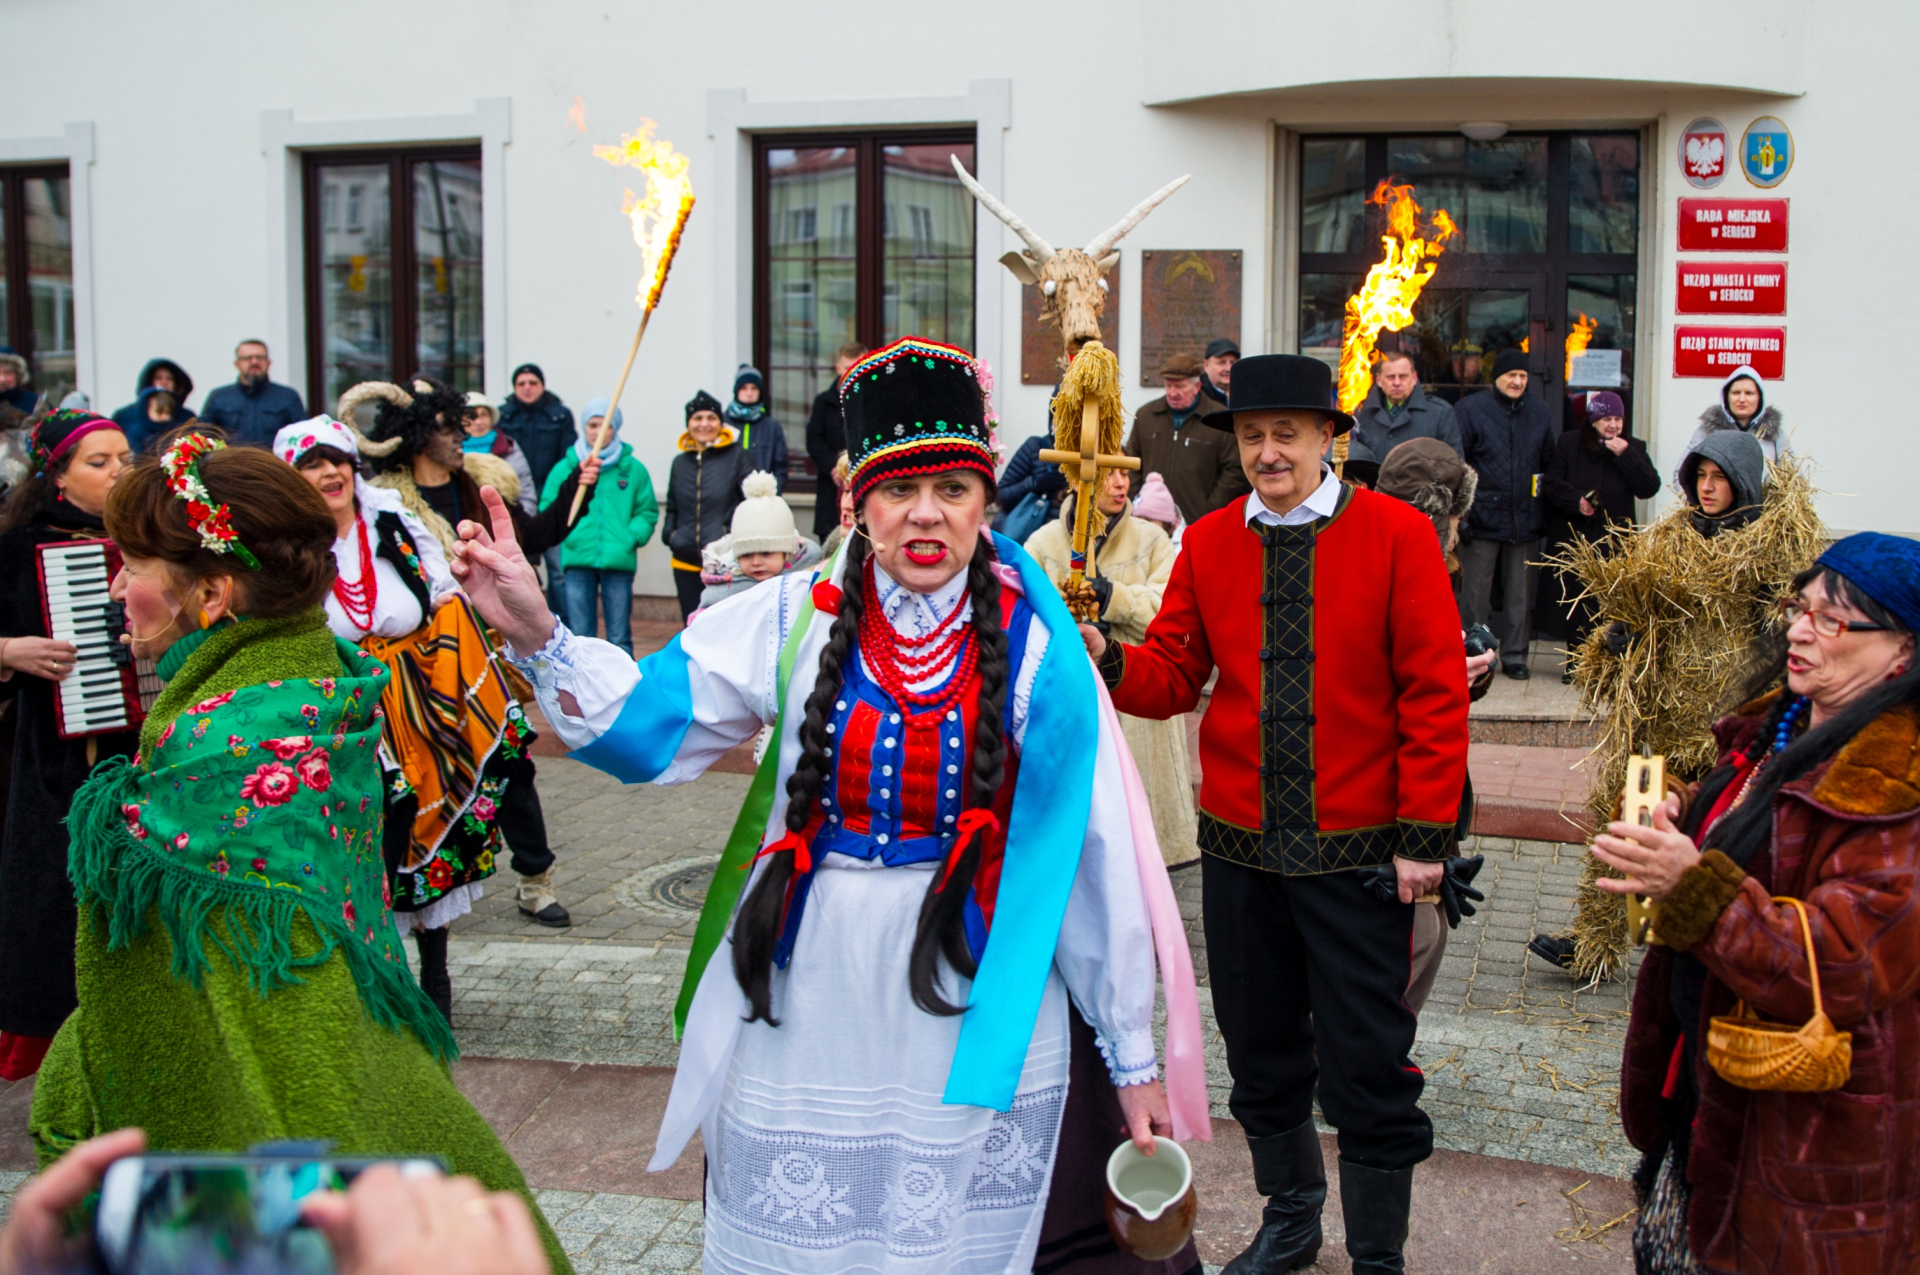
[{"x1": 66, "y1": 609, "x2": 454, "y2": 1060}]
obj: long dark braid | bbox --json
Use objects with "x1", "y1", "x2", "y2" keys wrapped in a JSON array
[
  {"x1": 733, "y1": 531, "x2": 870, "y2": 1024},
  {"x1": 908, "y1": 543, "x2": 1009, "y2": 1016}
]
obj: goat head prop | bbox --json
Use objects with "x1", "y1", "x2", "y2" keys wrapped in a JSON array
[{"x1": 951, "y1": 156, "x2": 1189, "y2": 366}]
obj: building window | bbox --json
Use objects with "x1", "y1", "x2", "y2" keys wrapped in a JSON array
[
  {"x1": 303, "y1": 147, "x2": 483, "y2": 413},
  {"x1": 0, "y1": 165, "x2": 75, "y2": 403},
  {"x1": 754, "y1": 131, "x2": 976, "y2": 486},
  {"x1": 1296, "y1": 132, "x2": 1640, "y2": 429}
]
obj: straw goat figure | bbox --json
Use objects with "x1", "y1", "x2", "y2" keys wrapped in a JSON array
[{"x1": 950, "y1": 156, "x2": 1188, "y2": 369}]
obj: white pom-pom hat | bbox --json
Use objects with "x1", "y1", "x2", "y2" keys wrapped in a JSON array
[{"x1": 728, "y1": 470, "x2": 799, "y2": 557}]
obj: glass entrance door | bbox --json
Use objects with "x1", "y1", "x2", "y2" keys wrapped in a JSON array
[{"x1": 1296, "y1": 132, "x2": 1639, "y2": 432}]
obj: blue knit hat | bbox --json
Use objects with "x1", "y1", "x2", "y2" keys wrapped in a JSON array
[{"x1": 1816, "y1": 532, "x2": 1920, "y2": 635}]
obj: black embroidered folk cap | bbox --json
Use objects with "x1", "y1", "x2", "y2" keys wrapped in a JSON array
[{"x1": 841, "y1": 337, "x2": 997, "y2": 501}]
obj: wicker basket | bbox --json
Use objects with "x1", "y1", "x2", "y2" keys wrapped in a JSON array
[{"x1": 1706, "y1": 896, "x2": 1852, "y2": 1093}]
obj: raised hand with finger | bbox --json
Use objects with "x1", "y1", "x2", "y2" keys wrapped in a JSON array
[{"x1": 451, "y1": 485, "x2": 556, "y2": 656}]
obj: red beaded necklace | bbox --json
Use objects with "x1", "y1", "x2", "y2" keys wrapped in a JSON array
[
  {"x1": 859, "y1": 562, "x2": 977, "y2": 717},
  {"x1": 331, "y1": 515, "x2": 379, "y2": 632}
]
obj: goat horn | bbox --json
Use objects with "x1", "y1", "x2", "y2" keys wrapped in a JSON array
[
  {"x1": 1083, "y1": 174, "x2": 1192, "y2": 260},
  {"x1": 335, "y1": 381, "x2": 412, "y2": 457},
  {"x1": 950, "y1": 155, "x2": 1054, "y2": 263}
]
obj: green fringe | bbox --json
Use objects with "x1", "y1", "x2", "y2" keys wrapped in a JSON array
[{"x1": 68, "y1": 757, "x2": 458, "y2": 1063}]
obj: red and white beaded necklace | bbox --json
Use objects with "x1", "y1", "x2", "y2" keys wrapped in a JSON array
[
  {"x1": 858, "y1": 560, "x2": 977, "y2": 717},
  {"x1": 331, "y1": 515, "x2": 379, "y2": 632}
]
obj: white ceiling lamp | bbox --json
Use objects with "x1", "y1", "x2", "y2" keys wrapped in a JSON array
[{"x1": 1460, "y1": 122, "x2": 1510, "y2": 141}]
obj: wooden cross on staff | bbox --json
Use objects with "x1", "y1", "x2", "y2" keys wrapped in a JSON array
[{"x1": 1040, "y1": 395, "x2": 1140, "y2": 623}]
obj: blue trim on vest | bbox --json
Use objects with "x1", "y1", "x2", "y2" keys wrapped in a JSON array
[
  {"x1": 571, "y1": 635, "x2": 695, "y2": 784},
  {"x1": 943, "y1": 535, "x2": 1095, "y2": 1111},
  {"x1": 770, "y1": 598, "x2": 1037, "y2": 970}
]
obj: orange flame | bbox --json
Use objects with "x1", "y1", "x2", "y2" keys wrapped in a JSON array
[
  {"x1": 1337, "y1": 182, "x2": 1458, "y2": 414},
  {"x1": 567, "y1": 95, "x2": 588, "y2": 132},
  {"x1": 1564, "y1": 312, "x2": 1596, "y2": 381},
  {"x1": 593, "y1": 120, "x2": 696, "y2": 312}
]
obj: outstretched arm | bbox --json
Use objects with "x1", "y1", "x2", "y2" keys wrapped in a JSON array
[{"x1": 451, "y1": 486, "x2": 556, "y2": 654}]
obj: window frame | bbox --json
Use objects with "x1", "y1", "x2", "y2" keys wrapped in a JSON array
[
  {"x1": 301, "y1": 144, "x2": 483, "y2": 406},
  {"x1": 1296, "y1": 130, "x2": 1640, "y2": 429},
  {"x1": 0, "y1": 162, "x2": 74, "y2": 394},
  {"x1": 751, "y1": 128, "x2": 977, "y2": 491}
]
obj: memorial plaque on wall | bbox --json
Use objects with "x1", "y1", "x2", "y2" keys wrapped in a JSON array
[
  {"x1": 1673, "y1": 325, "x2": 1785, "y2": 379},
  {"x1": 1138, "y1": 250, "x2": 1242, "y2": 386},
  {"x1": 1676, "y1": 198, "x2": 1788, "y2": 251},
  {"x1": 1020, "y1": 261, "x2": 1120, "y2": 385},
  {"x1": 1675, "y1": 261, "x2": 1787, "y2": 315}
]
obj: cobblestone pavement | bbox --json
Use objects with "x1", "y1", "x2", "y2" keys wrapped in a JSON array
[
  {"x1": 447, "y1": 758, "x2": 1641, "y2": 1179},
  {"x1": 538, "y1": 1191, "x2": 703, "y2": 1274}
]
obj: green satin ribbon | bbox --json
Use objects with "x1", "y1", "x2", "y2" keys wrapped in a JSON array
[{"x1": 672, "y1": 553, "x2": 832, "y2": 1038}]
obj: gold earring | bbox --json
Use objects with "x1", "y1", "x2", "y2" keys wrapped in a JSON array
[{"x1": 197, "y1": 609, "x2": 213, "y2": 630}]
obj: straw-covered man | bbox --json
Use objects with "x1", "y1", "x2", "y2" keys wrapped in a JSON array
[{"x1": 1080, "y1": 354, "x2": 1470, "y2": 1275}]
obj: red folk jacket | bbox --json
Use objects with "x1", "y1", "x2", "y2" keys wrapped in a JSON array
[
  {"x1": 1101, "y1": 484, "x2": 1468, "y2": 874},
  {"x1": 1623, "y1": 696, "x2": 1920, "y2": 1275}
]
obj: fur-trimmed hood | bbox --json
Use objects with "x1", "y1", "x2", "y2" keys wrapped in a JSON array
[{"x1": 1375, "y1": 436, "x2": 1477, "y2": 559}]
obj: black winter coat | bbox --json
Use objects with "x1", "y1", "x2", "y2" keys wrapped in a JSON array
[
  {"x1": 1456, "y1": 386, "x2": 1556, "y2": 543},
  {"x1": 727, "y1": 412, "x2": 789, "y2": 494},
  {"x1": 661, "y1": 438, "x2": 752, "y2": 565},
  {"x1": 0, "y1": 505, "x2": 138, "y2": 1037},
  {"x1": 1539, "y1": 428, "x2": 1660, "y2": 545},
  {"x1": 803, "y1": 387, "x2": 845, "y2": 540},
  {"x1": 496, "y1": 391, "x2": 577, "y2": 491}
]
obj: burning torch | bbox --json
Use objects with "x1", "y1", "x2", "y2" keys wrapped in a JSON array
[
  {"x1": 1334, "y1": 182, "x2": 1456, "y2": 475},
  {"x1": 569, "y1": 119, "x2": 696, "y2": 528}
]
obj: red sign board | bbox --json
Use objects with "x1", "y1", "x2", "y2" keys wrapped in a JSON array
[
  {"x1": 1674, "y1": 326, "x2": 1785, "y2": 379},
  {"x1": 1675, "y1": 261, "x2": 1787, "y2": 315},
  {"x1": 1677, "y1": 198, "x2": 1788, "y2": 251}
]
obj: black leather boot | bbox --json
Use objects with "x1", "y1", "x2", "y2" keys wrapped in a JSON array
[
  {"x1": 1222, "y1": 1118, "x2": 1326, "y2": 1273},
  {"x1": 413, "y1": 926, "x2": 453, "y2": 1023},
  {"x1": 1338, "y1": 1159, "x2": 1414, "y2": 1274}
]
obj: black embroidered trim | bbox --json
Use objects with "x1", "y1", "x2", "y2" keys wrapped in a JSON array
[
  {"x1": 1097, "y1": 638, "x2": 1126, "y2": 691},
  {"x1": 1396, "y1": 819, "x2": 1456, "y2": 863},
  {"x1": 1198, "y1": 812, "x2": 1400, "y2": 875}
]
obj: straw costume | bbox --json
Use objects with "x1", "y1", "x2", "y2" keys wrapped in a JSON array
[
  {"x1": 29, "y1": 602, "x2": 570, "y2": 1271},
  {"x1": 1541, "y1": 456, "x2": 1823, "y2": 980},
  {"x1": 506, "y1": 338, "x2": 1207, "y2": 1275}
]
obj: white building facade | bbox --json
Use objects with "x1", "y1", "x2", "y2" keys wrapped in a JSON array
[{"x1": 4, "y1": 0, "x2": 1907, "y2": 592}]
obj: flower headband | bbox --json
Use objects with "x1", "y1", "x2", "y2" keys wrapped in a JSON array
[
  {"x1": 160, "y1": 434, "x2": 262, "y2": 571},
  {"x1": 31, "y1": 409, "x2": 119, "y2": 477}
]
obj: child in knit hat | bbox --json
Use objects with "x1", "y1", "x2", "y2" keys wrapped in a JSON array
[
  {"x1": 696, "y1": 471, "x2": 821, "y2": 610},
  {"x1": 1131, "y1": 471, "x2": 1185, "y2": 544}
]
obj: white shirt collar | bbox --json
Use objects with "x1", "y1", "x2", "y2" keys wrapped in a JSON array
[
  {"x1": 870, "y1": 558, "x2": 972, "y2": 640},
  {"x1": 1242, "y1": 465, "x2": 1342, "y2": 528}
]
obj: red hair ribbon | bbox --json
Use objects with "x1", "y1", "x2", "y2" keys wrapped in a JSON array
[
  {"x1": 812, "y1": 580, "x2": 843, "y2": 616},
  {"x1": 747, "y1": 823, "x2": 816, "y2": 876},
  {"x1": 938, "y1": 809, "x2": 1002, "y2": 891}
]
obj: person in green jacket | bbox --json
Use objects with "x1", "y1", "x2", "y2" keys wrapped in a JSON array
[
  {"x1": 539, "y1": 394, "x2": 658, "y2": 658},
  {"x1": 32, "y1": 434, "x2": 572, "y2": 1275}
]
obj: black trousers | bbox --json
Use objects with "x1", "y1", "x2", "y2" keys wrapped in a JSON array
[
  {"x1": 673, "y1": 565, "x2": 704, "y2": 622},
  {"x1": 492, "y1": 752, "x2": 555, "y2": 878},
  {"x1": 1202, "y1": 854, "x2": 1432, "y2": 1171}
]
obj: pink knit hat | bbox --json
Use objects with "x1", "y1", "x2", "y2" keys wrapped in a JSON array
[{"x1": 1132, "y1": 471, "x2": 1181, "y2": 526}]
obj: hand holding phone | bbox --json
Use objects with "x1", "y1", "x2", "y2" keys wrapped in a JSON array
[
  {"x1": 301, "y1": 1165, "x2": 549, "y2": 1275},
  {"x1": 0, "y1": 1128, "x2": 148, "y2": 1275}
]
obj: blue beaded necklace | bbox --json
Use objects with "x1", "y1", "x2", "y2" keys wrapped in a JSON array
[{"x1": 1770, "y1": 694, "x2": 1809, "y2": 754}]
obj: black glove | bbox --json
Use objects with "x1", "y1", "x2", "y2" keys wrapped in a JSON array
[
  {"x1": 1089, "y1": 576, "x2": 1114, "y2": 616},
  {"x1": 1034, "y1": 465, "x2": 1068, "y2": 494},
  {"x1": 1604, "y1": 622, "x2": 1634, "y2": 656},
  {"x1": 1356, "y1": 863, "x2": 1398, "y2": 904},
  {"x1": 1438, "y1": 854, "x2": 1486, "y2": 929}
]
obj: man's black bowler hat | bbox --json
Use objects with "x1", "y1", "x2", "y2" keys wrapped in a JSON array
[{"x1": 1199, "y1": 353, "x2": 1354, "y2": 435}]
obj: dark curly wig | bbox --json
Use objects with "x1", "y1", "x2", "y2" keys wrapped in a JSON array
[{"x1": 366, "y1": 377, "x2": 472, "y2": 472}]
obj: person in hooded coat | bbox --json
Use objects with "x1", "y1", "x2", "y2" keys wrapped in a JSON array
[
  {"x1": 1683, "y1": 364, "x2": 1789, "y2": 472},
  {"x1": 110, "y1": 359, "x2": 195, "y2": 452},
  {"x1": 724, "y1": 365, "x2": 788, "y2": 493},
  {"x1": 1679, "y1": 428, "x2": 1767, "y2": 539}
]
